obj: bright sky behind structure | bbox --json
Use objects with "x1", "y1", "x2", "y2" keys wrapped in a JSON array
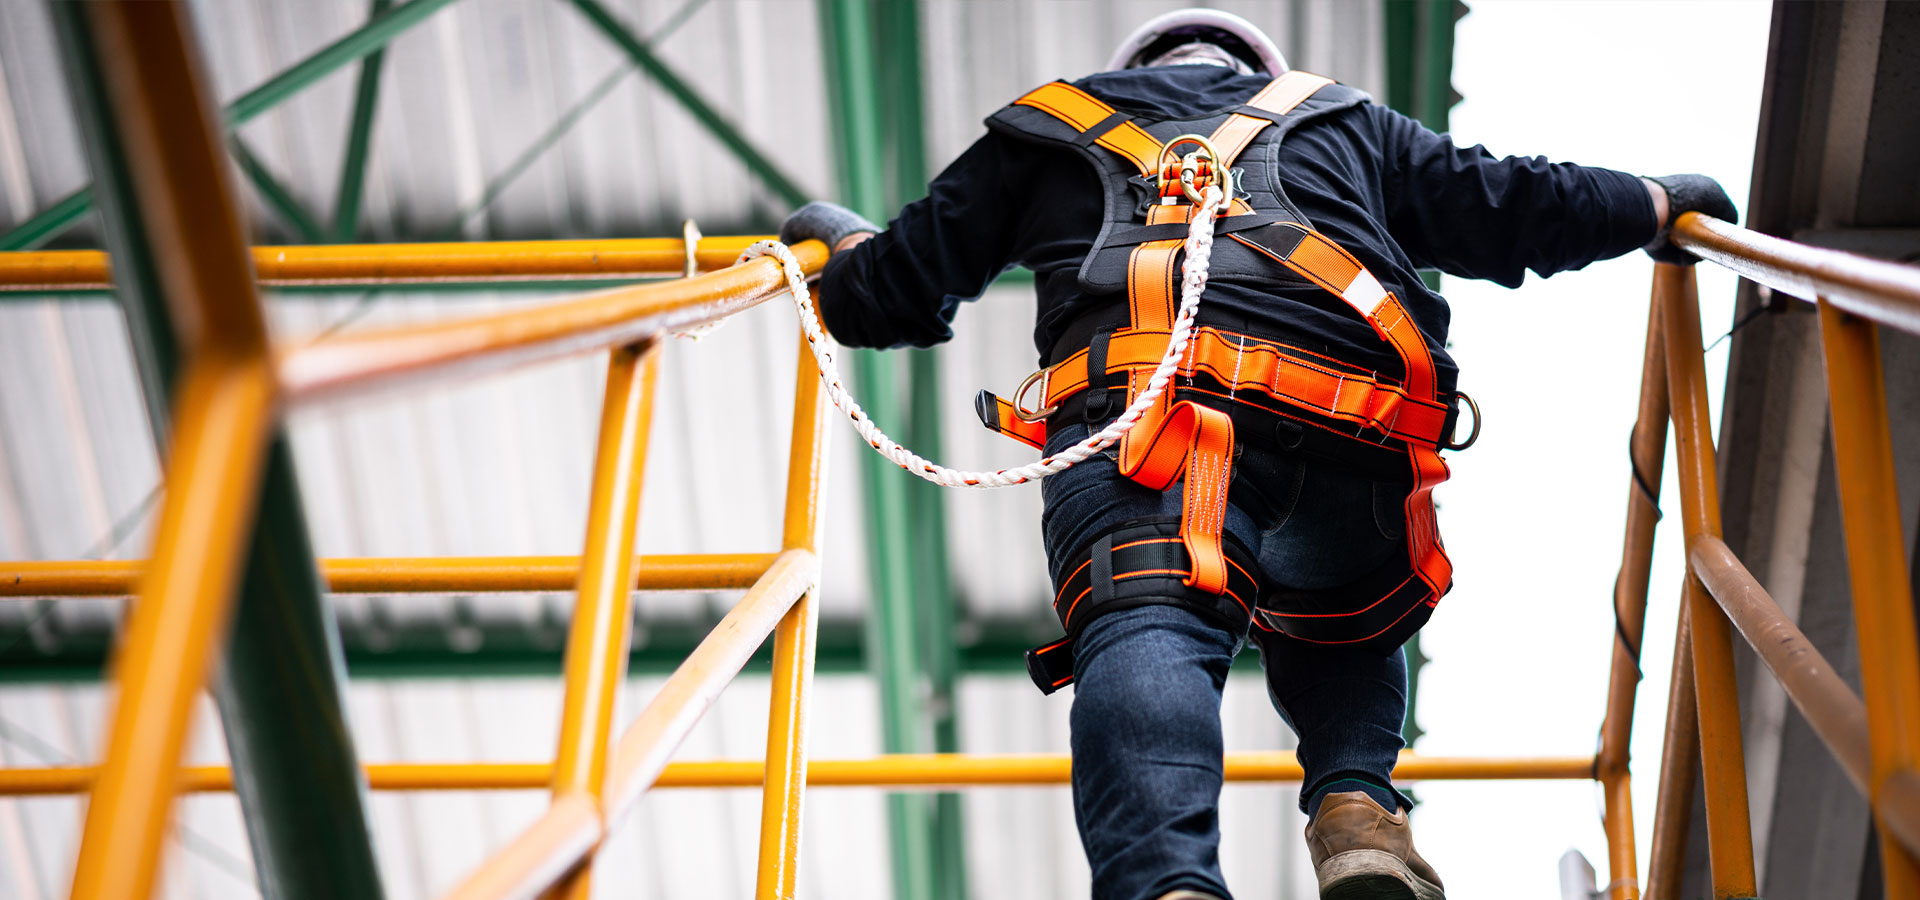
[{"x1": 1411, "y1": 1, "x2": 1770, "y2": 897}]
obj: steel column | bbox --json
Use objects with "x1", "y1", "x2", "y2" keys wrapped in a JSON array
[
  {"x1": 3, "y1": 0, "x2": 462, "y2": 252},
  {"x1": 816, "y1": 1, "x2": 937, "y2": 896},
  {"x1": 1815, "y1": 299, "x2": 1920, "y2": 894},
  {"x1": 755, "y1": 330, "x2": 832, "y2": 898},
  {"x1": 542, "y1": 341, "x2": 661, "y2": 900},
  {"x1": 1656, "y1": 263, "x2": 1758, "y2": 897},
  {"x1": 877, "y1": 0, "x2": 967, "y2": 894},
  {"x1": 565, "y1": 0, "x2": 810, "y2": 208}
]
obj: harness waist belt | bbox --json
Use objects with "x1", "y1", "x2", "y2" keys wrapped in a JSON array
[{"x1": 1044, "y1": 326, "x2": 1452, "y2": 447}]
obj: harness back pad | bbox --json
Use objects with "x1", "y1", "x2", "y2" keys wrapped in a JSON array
[{"x1": 986, "y1": 78, "x2": 1369, "y2": 294}]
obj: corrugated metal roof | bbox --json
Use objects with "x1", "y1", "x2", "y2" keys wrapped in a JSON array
[{"x1": 0, "y1": 0, "x2": 1386, "y2": 896}]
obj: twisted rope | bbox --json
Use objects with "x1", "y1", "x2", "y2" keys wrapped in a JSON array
[{"x1": 741, "y1": 185, "x2": 1226, "y2": 488}]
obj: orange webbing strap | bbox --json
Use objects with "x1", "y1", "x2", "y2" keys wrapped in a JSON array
[
  {"x1": 1233, "y1": 225, "x2": 1439, "y2": 402},
  {"x1": 1114, "y1": 401, "x2": 1237, "y2": 594},
  {"x1": 1115, "y1": 201, "x2": 1191, "y2": 473},
  {"x1": 975, "y1": 392, "x2": 1048, "y2": 449},
  {"x1": 1208, "y1": 72, "x2": 1334, "y2": 169},
  {"x1": 1012, "y1": 82, "x2": 1162, "y2": 176}
]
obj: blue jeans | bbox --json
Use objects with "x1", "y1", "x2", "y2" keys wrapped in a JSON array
[{"x1": 1041, "y1": 421, "x2": 1415, "y2": 900}]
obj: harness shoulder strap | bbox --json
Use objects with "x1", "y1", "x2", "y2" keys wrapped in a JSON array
[
  {"x1": 1208, "y1": 72, "x2": 1335, "y2": 170},
  {"x1": 1009, "y1": 82, "x2": 1162, "y2": 175}
]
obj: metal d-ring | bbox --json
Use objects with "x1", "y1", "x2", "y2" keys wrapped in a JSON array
[
  {"x1": 1012, "y1": 367, "x2": 1058, "y2": 423},
  {"x1": 1157, "y1": 133, "x2": 1225, "y2": 205},
  {"x1": 1444, "y1": 391, "x2": 1482, "y2": 451}
]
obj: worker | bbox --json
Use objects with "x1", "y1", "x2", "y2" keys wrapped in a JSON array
[{"x1": 780, "y1": 9, "x2": 1734, "y2": 900}]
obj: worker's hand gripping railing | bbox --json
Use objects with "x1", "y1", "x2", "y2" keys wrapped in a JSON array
[{"x1": 1621, "y1": 212, "x2": 1920, "y2": 900}]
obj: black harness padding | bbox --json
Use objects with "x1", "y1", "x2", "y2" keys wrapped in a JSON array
[
  {"x1": 985, "y1": 82, "x2": 1370, "y2": 294},
  {"x1": 1025, "y1": 517, "x2": 1259, "y2": 694},
  {"x1": 1081, "y1": 326, "x2": 1117, "y2": 422}
]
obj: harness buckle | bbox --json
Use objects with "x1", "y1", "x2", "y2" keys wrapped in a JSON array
[
  {"x1": 1444, "y1": 391, "x2": 1482, "y2": 451},
  {"x1": 1012, "y1": 367, "x2": 1058, "y2": 423}
]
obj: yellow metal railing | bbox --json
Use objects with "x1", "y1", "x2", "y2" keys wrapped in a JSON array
[
  {"x1": 0, "y1": 235, "x2": 776, "y2": 290},
  {"x1": 1623, "y1": 213, "x2": 1920, "y2": 900}
]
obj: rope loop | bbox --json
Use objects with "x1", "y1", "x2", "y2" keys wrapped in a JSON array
[{"x1": 744, "y1": 184, "x2": 1226, "y2": 488}]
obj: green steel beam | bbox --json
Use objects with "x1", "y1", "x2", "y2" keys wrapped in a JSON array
[
  {"x1": 1, "y1": 0, "x2": 461, "y2": 252},
  {"x1": 330, "y1": 0, "x2": 394, "y2": 243},
  {"x1": 0, "y1": 613, "x2": 1281, "y2": 682},
  {"x1": 225, "y1": 0, "x2": 460, "y2": 126},
  {"x1": 0, "y1": 616, "x2": 1038, "y2": 682},
  {"x1": 48, "y1": 4, "x2": 385, "y2": 898},
  {"x1": 876, "y1": 1, "x2": 968, "y2": 896},
  {"x1": 816, "y1": 1, "x2": 942, "y2": 898},
  {"x1": 1382, "y1": 0, "x2": 1463, "y2": 761},
  {"x1": 228, "y1": 136, "x2": 328, "y2": 243},
  {"x1": 566, "y1": 0, "x2": 811, "y2": 209},
  {"x1": 0, "y1": 188, "x2": 95, "y2": 254}
]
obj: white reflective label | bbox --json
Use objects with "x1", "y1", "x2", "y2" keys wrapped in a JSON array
[{"x1": 1344, "y1": 269, "x2": 1388, "y2": 314}]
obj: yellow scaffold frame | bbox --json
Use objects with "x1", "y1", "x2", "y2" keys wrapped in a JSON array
[{"x1": 1, "y1": 4, "x2": 1918, "y2": 899}]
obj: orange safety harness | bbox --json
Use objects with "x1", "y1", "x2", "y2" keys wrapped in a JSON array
[{"x1": 975, "y1": 72, "x2": 1479, "y2": 690}]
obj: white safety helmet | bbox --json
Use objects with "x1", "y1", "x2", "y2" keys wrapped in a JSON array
[{"x1": 1107, "y1": 8, "x2": 1288, "y2": 77}]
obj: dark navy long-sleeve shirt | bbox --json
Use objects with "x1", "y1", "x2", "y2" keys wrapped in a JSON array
[{"x1": 817, "y1": 65, "x2": 1658, "y2": 393}]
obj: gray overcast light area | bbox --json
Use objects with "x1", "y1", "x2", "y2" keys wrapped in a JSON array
[{"x1": 1410, "y1": 1, "x2": 1770, "y2": 897}]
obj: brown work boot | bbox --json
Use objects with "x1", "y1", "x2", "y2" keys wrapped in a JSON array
[{"x1": 1304, "y1": 791, "x2": 1445, "y2": 900}]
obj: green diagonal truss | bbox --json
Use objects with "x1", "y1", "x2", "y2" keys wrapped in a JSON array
[{"x1": 2, "y1": 0, "x2": 461, "y2": 251}]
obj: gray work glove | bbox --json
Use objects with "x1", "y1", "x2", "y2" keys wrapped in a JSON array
[
  {"x1": 1644, "y1": 174, "x2": 1737, "y2": 265},
  {"x1": 779, "y1": 201, "x2": 880, "y2": 250}
]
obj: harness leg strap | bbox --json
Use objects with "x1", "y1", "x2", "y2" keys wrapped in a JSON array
[{"x1": 1026, "y1": 517, "x2": 1260, "y2": 694}]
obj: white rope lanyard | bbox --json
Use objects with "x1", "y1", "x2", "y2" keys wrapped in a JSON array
[{"x1": 739, "y1": 184, "x2": 1225, "y2": 488}]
